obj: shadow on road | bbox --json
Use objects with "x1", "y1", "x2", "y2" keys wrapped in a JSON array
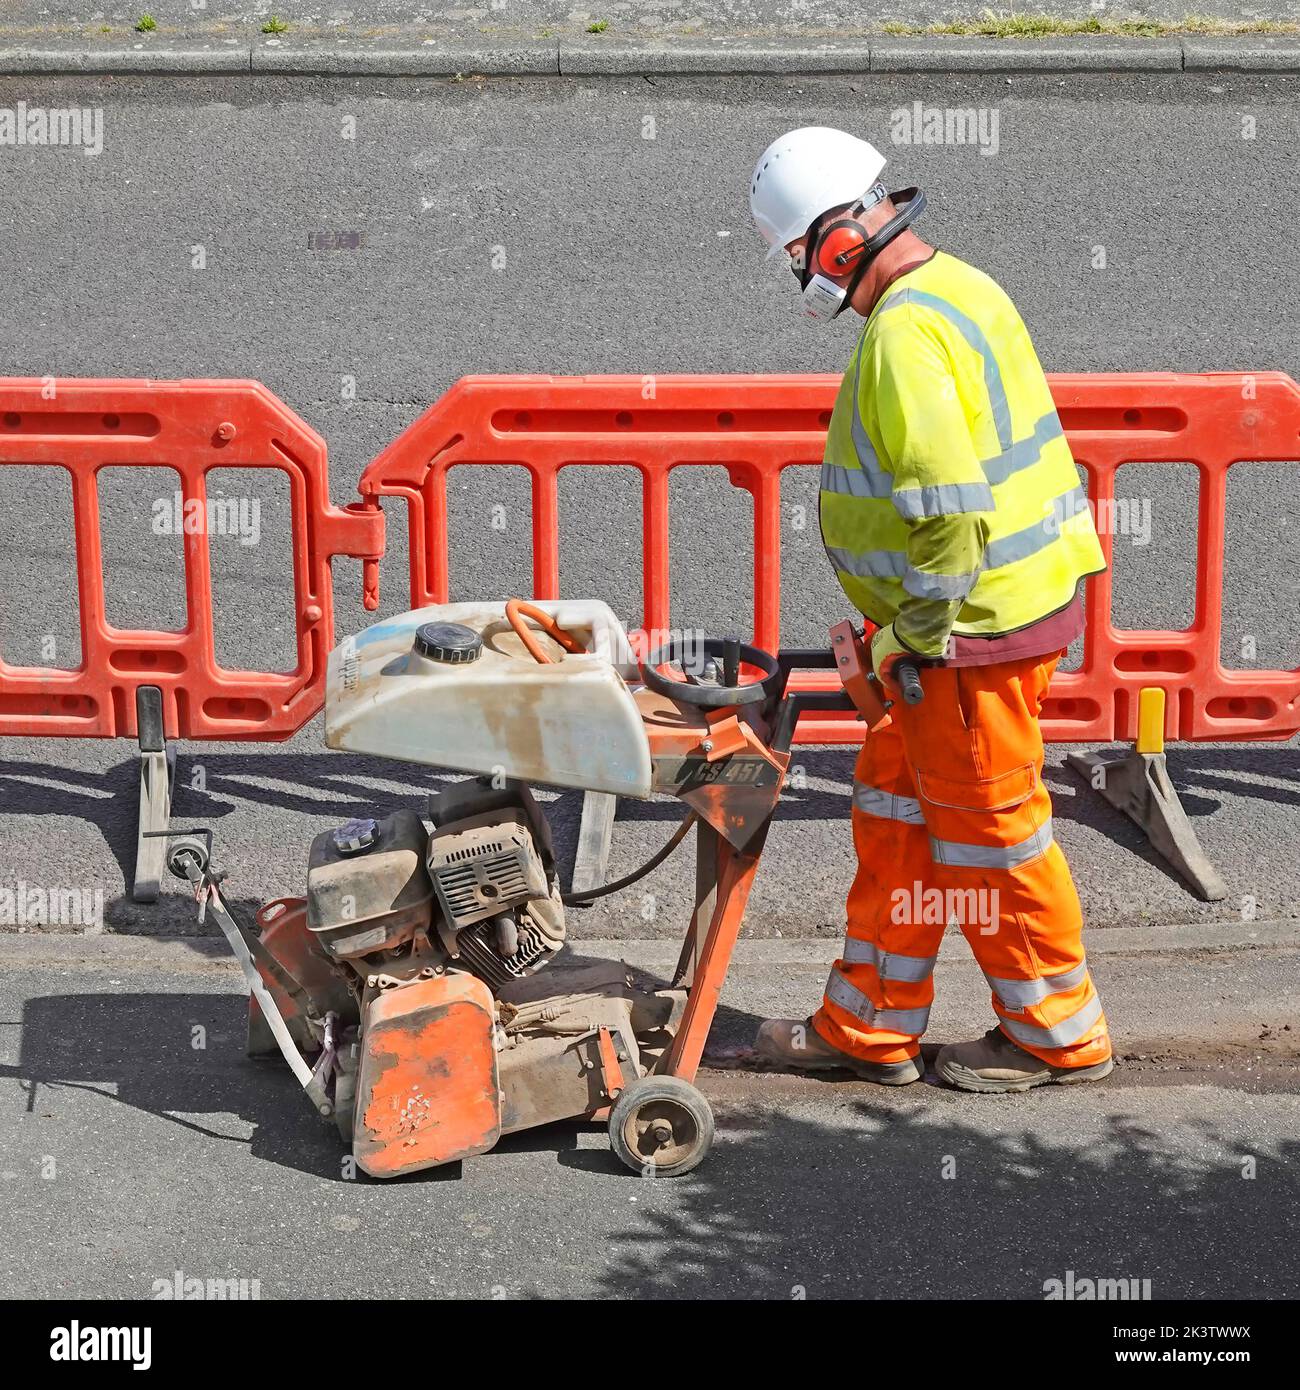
[
  {"x1": 1, "y1": 988, "x2": 346, "y2": 1179},
  {"x1": 1, "y1": 742, "x2": 1294, "y2": 882},
  {"x1": 0, "y1": 963, "x2": 770, "y2": 1183},
  {"x1": 585, "y1": 1098, "x2": 1300, "y2": 1300},
  {"x1": 4, "y1": 981, "x2": 1297, "y2": 1297}
]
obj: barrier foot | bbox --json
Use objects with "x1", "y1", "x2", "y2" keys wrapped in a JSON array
[
  {"x1": 1065, "y1": 687, "x2": 1226, "y2": 903},
  {"x1": 132, "y1": 687, "x2": 175, "y2": 904},
  {"x1": 570, "y1": 791, "x2": 618, "y2": 897}
]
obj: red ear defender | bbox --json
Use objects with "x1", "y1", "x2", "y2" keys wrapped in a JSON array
[{"x1": 814, "y1": 219, "x2": 869, "y2": 276}]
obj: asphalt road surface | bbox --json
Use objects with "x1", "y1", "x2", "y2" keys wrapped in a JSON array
[
  {"x1": 0, "y1": 69, "x2": 1297, "y2": 1304},
  {"x1": 1, "y1": 931, "x2": 1296, "y2": 1300},
  {"x1": 0, "y1": 70, "x2": 1298, "y2": 937}
]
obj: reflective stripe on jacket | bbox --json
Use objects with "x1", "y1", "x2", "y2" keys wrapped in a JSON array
[{"x1": 819, "y1": 251, "x2": 1106, "y2": 654}]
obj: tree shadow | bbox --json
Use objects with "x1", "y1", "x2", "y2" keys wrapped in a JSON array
[
  {"x1": 5, "y1": 981, "x2": 1297, "y2": 1299},
  {"x1": 587, "y1": 1098, "x2": 1300, "y2": 1300}
]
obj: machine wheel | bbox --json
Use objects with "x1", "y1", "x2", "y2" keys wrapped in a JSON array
[
  {"x1": 608, "y1": 1076, "x2": 714, "y2": 1178},
  {"x1": 165, "y1": 834, "x2": 209, "y2": 881}
]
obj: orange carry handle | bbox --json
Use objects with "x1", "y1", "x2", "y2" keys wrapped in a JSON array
[{"x1": 504, "y1": 598, "x2": 586, "y2": 665}]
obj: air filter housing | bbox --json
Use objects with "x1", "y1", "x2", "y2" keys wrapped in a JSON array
[{"x1": 427, "y1": 809, "x2": 550, "y2": 931}]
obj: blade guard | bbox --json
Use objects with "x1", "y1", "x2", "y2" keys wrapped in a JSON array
[{"x1": 352, "y1": 972, "x2": 501, "y2": 1177}]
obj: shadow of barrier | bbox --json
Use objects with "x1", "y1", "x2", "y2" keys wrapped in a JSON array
[{"x1": 3, "y1": 372, "x2": 1299, "y2": 902}]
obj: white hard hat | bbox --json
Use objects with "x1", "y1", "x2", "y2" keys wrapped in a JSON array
[{"x1": 749, "y1": 127, "x2": 887, "y2": 260}]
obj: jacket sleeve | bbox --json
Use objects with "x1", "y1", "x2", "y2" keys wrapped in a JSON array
[{"x1": 864, "y1": 311, "x2": 994, "y2": 658}]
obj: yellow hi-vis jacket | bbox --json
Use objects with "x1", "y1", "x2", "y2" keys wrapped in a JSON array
[{"x1": 819, "y1": 250, "x2": 1106, "y2": 658}]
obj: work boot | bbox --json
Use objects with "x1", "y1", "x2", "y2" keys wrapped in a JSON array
[
  {"x1": 936, "y1": 1026, "x2": 1114, "y2": 1094},
  {"x1": 754, "y1": 1018, "x2": 923, "y2": 1085}
]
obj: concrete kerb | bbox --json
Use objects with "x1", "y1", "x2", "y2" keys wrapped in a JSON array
[
  {"x1": 0, "y1": 42, "x2": 253, "y2": 74},
  {"x1": 251, "y1": 38, "x2": 562, "y2": 76},
  {"x1": 865, "y1": 35, "x2": 1183, "y2": 70},
  {"x1": 1, "y1": 34, "x2": 1300, "y2": 76},
  {"x1": 1, "y1": 919, "x2": 1295, "y2": 970},
  {"x1": 557, "y1": 37, "x2": 874, "y2": 74}
]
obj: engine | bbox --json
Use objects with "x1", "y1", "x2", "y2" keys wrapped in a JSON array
[{"x1": 304, "y1": 777, "x2": 566, "y2": 992}]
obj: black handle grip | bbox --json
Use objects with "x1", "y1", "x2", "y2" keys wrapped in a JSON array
[{"x1": 896, "y1": 659, "x2": 925, "y2": 705}]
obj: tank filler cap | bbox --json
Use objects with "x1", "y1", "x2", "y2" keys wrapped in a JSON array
[
  {"x1": 413, "y1": 621, "x2": 483, "y2": 664},
  {"x1": 333, "y1": 817, "x2": 380, "y2": 856}
]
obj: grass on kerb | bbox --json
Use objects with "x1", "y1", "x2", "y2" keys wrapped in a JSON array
[{"x1": 883, "y1": 12, "x2": 1300, "y2": 36}]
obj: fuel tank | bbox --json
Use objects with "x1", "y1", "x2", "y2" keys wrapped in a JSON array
[{"x1": 324, "y1": 601, "x2": 653, "y2": 798}]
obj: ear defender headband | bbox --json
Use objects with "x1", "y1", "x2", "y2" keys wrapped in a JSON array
[{"x1": 794, "y1": 182, "x2": 928, "y2": 321}]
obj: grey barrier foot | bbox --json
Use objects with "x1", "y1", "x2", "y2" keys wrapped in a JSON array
[
  {"x1": 1066, "y1": 747, "x2": 1228, "y2": 903},
  {"x1": 571, "y1": 790, "x2": 618, "y2": 897},
  {"x1": 132, "y1": 686, "x2": 175, "y2": 904}
]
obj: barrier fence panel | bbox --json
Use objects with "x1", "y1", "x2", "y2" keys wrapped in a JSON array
[
  {"x1": 358, "y1": 371, "x2": 1300, "y2": 747},
  {"x1": 0, "y1": 378, "x2": 384, "y2": 742},
  {"x1": 1049, "y1": 371, "x2": 1300, "y2": 744}
]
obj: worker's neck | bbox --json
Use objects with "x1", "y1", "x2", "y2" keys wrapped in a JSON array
[{"x1": 849, "y1": 231, "x2": 935, "y2": 318}]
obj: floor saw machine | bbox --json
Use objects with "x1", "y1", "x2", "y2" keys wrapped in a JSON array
[{"x1": 164, "y1": 599, "x2": 921, "y2": 1178}]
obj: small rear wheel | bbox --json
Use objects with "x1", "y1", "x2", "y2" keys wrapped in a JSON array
[
  {"x1": 608, "y1": 1076, "x2": 714, "y2": 1178},
  {"x1": 166, "y1": 835, "x2": 209, "y2": 881}
]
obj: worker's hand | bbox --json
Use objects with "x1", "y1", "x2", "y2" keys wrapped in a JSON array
[{"x1": 870, "y1": 623, "x2": 914, "y2": 692}]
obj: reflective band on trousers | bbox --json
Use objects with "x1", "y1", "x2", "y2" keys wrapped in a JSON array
[
  {"x1": 929, "y1": 818, "x2": 1054, "y2": 870},
  {"x1": 999, "y1": 992, "x2": 1104, "y2": 1049},
  {"x1": 825, "y1": 969, "x2": 931, "y2": 1034},
  {"x1": 985, "y1": 959, "x2": 1089, "y2": 1010},
  {"x1": 853, "y1": 780, "x2": 927, "y2": 825},
  {"x1": 842, "y1": 937, "x2": 937, "y2": 982}
]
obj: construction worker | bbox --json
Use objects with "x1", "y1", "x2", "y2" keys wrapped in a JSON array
[{"x1": 748, "y1": 127, "x2": 1113, "y2": 1093}]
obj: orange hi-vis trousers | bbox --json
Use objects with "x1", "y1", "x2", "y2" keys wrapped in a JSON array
[{"x1": 813, "y1": 652, "x2": 1111, "y2": 1069}]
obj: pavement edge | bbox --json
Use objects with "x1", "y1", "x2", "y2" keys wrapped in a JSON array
[{"x1": 0, "y1": 34, "x2": 1299, "y2": 77}]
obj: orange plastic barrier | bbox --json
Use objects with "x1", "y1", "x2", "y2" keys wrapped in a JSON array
[
  {"x1": 0, "y1": 378, "x2": 383, "y2": 741},
  {"x1": 358, "y1": 372, "x2": 1300, "y2": 746}
]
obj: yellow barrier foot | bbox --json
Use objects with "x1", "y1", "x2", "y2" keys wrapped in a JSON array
[{"x1": 1065, "y1": 687, "x2": 1227, "y2": 903}]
